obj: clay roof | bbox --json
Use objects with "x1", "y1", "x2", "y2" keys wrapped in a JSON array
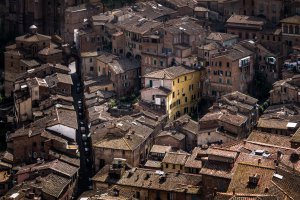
[
  {"x1": 207, "y1": 147, "x2": 239, "y2": 160},
  {"x1": 214, "y1": 44, "x2": 254, "y2": 61},
  {"x1": 143, "y1": 65, "x2": 197, "y2": 79},
  {"x1": 116, "y1": 15, "x2": 162, "y2": 34},
  {"x1": 200, "y1": 160, "x2": 233, "y2": 179},
  {"x1": 108, "y1": 58, "x2": 140, "y2": 74},
  {"x1": 162, "y1": 0, "x2": 197, "y2": 8},
  {"x1": 47, "y1": 107, "x2": 78, "y2": 129},
  {"x1": 132, "y1": 1, "x2": 177, "y2": 20},
  {"x1": 45, "y1": 73, "x2": 73, "y2": 87},
  {"x1": 257, "y1": 118, "x2": 289, "y2": 130},
  {"x1": 280, "y1": 15, "x2": 300, "y2": 25},
  {"x1": 140, "y1": 86, "x2": 171, "y2": 96},
  {"x1": 156, "y1": 131, "x2": 185, "y2": 141},
  {"x1": 184, "y1": 147, "x2": 203, "y2": 169},
  {"x1": 291, "y1": 127, "x2": 300, "y2": 143},
  {"x1": 207, "y1": 32, "x2": 238, "y2": 42},
  {"x1": 150, "y1": 145, "x2": 172, "y2": 154},
  {"x1": 268, "y1": 166, "x2": 300, "y2": 200},
  {"x1": 162, "y1": 152, "x2": 190, "y2": 165},
  {"x1": 164, "y1": 17, "x2": 206, "y2": 35},
  {"x1": 214, "y1": 193, "x2": 277, "y2": 200},
  {"x1": 92, "y1": 116, "x2": 154, "y2": 151},
  {"x1": 16, "y1": 33, "x2": 51, "y2": 42},
  {"x1": 15, "y1": 159, "x2": 79, "y2": 178},
  {"x1": 144, "y1": 160, "x2": 162, "y2": 169},
  {"x1": 227, "y1": 15, "x2": 265, "y2": 26},
  {"x1": 227, "y1": 163, "x2": 275, "y2": 194},
  {"x1": 116, "y1": 168, "x2": 201, "y2": 194},
  {"x1": 31, "y1": 173, "x2": 71, "y2": 198},
  {"x1": 219, "y1": 112, "x2": 247, "y2": 127},
  {"x1": 169, "y1": 114, "x2": 199, "y2": 135},
  {"x1": 20, "y1": 59, "x2": 40, "y2": 67},
  {"x1": 97, "y1": 52, "x2": 118, "y2": 64},
  {"x1": 222, "y1": 91, "x2": 258, "y2": 106},
  {"x1": 247, "y1": 131, "x2": 292, "y2": 148},
  {"x1": 5, "y1": 173, "x2": 71, "y2": 199}
]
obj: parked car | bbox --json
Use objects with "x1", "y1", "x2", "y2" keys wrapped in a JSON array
[{"x1": 82, "y1": 134, "x2": 88, "y2": 142}]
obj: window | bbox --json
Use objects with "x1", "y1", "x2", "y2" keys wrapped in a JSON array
[
  {"x1": 185, "y1": 76, "x2": 187, "y2": 81},
  {"x1": 167, "y1": 192, "x2": 173, "y2": 200},
  {"x1": 90, "y1": 67, "x2": 94, "y2": 71},
  {"x1": 185, "y1": 97, "x2": 188, "y2": 102},
  {"x1": 184, "y1": 107, "x2": 188, "y2": 114},
  {"x1": 227, "y1": 79, "x2": 231, "y2": 85},
  {"x1": 272, "y1": 4, "x2": 276, "y2": 13},
  {"x1": 219, "y1": 78, "x2": 222, "y2": 83},
  {"x1": 219, "y1": 61, "x2": 222, "y2": 67},
  {"x1": 149, "y1": 80, "x2": 153, "y2": 87},
  {"x1": 177, "y1": 78, "x2": 179, "y2": 83},
  {"x1": 89, "y1": 58, "x2": 92, "y2": 63},
  {"x1": 166, "y1": 163, "x2": 169, "y2": 168},
  {"x1": 289, "y1": 25, "x2": 294, "y2": 34},
  {"x1": 172, "y1": 92, "x2": 175, "y2": 98},
  {"x1": 295, "y1": 26, "x2": 299, "y2": 35},
  {"x1": 160, "y1": 60, "x2": 164, "y2": 66},
  {"x1": 283, "y1": 25, "x2": 288, "y2": 33},
  {"x1": 173, "y1": 164, "x2": 175, "y2": 169},
  {"x1": 135, "y1": 191, "x2": 140, "y2": 199},
  {"x1": 227, "y1": 62, "x2": 230, "y2": 67}
]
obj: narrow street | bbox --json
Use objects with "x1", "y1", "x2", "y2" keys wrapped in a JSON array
[{"x1": 70, "y1": 61, "x2": 93, "y2": 196}]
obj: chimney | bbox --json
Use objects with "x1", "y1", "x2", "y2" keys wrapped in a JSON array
[
  {"x1": 264, "y1": 187, "x2": 269, "y2": 193},
  {"x1": 248, "y1": 174, "x2": 260, "y2": 186}
]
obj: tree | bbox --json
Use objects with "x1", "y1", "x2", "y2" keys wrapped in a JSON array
[{"x1": 249, "y1": 71, "x2": 272, "y2": 102}]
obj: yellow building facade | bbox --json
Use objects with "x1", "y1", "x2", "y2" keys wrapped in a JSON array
[{"x1": 141, "y1": 66, "x2": 203, "y2": 121}]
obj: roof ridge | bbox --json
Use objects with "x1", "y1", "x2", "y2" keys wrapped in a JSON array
[{"x1": 238, "y1": 162, "x2": 275, "y2": 170}]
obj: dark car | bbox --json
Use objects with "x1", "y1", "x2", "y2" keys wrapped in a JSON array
[{"x1": 78, "y1": 111, "x2": 83, "y2": 119}]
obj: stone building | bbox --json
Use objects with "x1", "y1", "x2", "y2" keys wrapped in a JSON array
[
  {"x1": 92, "y1": 163, "x2": 202, "y2": 200},
  {"x1": 64, "y1": 2, "x2": 103, "y2": 44},
  {"x1": 161, "y1": 152, "x2": 190, "y2": 173},
  {"x1": 3, "y1": 159, "x2": 79, "y2": 200},
  {"x1": 156, "y1": 0, "x2": 196, "y2": 17},
  {"x1": 141, "y1": 16, "x2": 209, "y2": 76},
  {"x1": 6, "y1": 107, "x2": 78, "y2": 164},
  {"x1": 206, "y1": 44, "x2": 254, "y2": 97},
  {"x1": 269, "y1": 75, "x2": 300, "y2": 105},
  {"x1": 199, "y1": 91, "x2": 258, "y2": 142},
  {"x1": 4, "y1": 0, "x2": 90, "y2": 36},
  {"x1": 226, "y1": 15, "x2": 265, "y2": 40},
  {"x1": 91, "y1": 116, "x2": 155, "y2": 171},
  {"x1": 280, "y1": 15, "x2": 300, "y2": 57},
  {"x1": 112, "y1": 15, "x2": 162, "y2": 60},
  {"x1": 4, "y1": 25, "x2": 63, "y2": 97}
]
